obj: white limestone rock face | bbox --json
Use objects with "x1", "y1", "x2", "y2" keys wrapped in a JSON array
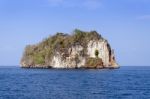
[
  {"x1": 50, "y1": 45, "x2": 86, "y2": 68},
  {"x1": 86, "y1": 40, "x2": 119, "y2": 68},
  {"x1": 87, "y1": 40, "x2": 110, "y2": 66}
]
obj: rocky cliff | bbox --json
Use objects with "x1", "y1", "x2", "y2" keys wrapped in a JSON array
[{"x1": 20, "y1": 29, "x2": 119, "y2": 69}]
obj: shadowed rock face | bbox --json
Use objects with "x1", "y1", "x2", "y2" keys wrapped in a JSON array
[{"x1": 20, "y1": 29, "x2": 119, "y2": 69}]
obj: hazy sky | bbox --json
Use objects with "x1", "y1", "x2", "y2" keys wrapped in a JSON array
[{"x1": 0, "y1": 0, "x2": 150, "y2": 66}]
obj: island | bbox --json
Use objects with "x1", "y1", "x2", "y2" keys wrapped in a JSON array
[{"x1": 20, "y1": 29, "x2": 119, "y2": 69}]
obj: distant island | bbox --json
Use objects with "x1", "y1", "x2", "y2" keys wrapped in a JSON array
[{"x1": 20, "y1": 29, "x2": 119, "y2": 69}]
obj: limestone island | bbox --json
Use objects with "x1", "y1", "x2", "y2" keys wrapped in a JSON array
[{"x1": 20, "y1": 29, "x2": 119, "y2": 69}]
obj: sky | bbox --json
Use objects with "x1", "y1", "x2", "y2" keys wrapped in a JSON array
[{"x1": 0, "y1": 0, "x2": 150, "y2": 66}]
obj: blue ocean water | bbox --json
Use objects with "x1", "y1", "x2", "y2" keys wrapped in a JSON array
[{"x1": 0, "y1": 66, "x2": 150, "y2": 99}]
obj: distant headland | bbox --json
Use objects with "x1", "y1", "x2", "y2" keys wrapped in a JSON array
[{"x1": 20, "y1": 29, "x2": 119, "y2": 69}]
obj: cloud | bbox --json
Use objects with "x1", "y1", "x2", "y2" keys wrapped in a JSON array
[
  {"x1": 83, "y1": 0, "x2": 102, "y2": 10},
  {"x1": 47, "y1": 0, "x2": 102, "y2": 10},
  {"x1": 47, "y1": 0, "x2": 64, "y2": 6},
  {"x1": 136, "y1": 15, "x2": 150, "y2": 20}
]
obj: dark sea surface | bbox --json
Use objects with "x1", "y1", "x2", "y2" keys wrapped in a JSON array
[{"x1": 0, "y1": 66, "x2": 150, "y2": 99}]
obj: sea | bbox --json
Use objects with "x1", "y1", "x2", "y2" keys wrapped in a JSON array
[{"x1": 0, "y1": 66, "x2": 150, "y2": 99}]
